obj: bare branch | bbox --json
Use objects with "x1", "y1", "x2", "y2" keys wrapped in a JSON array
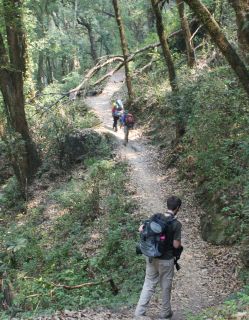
[
  {"x1": 93, "y1": 62, "x2": 124, "y2": 86},
  {"x1": 53, "y1": 277, "x2": 119, "y2": 295},
  {"x1": 190, "y1": 24, "x2": 203, "y2": 41},
  {"x1": 134, "y1": 57, "x2": 159, "y2": 75},
  {"x1": 69, "y1": 56, "x2": 124, "y2": 97},
  {"x1": 77, "y1": 16, "x2": 90, "y2": 29},
  {"x1": 99, "y1": 10, "x2": 115, "y2": 18}
]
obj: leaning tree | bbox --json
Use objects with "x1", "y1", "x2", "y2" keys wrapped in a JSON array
[
  {"x1": 112, "y1": 0, "x2": 134, "y2": 102},
  {"x1": 183, "y1": 0, "x2": 249, "y2": 97}
]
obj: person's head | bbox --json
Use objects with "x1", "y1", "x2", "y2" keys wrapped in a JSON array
[{"x1": 167, "y1": 196, "x2": 182, "y2": 214}]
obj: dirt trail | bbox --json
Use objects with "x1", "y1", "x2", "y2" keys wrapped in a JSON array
[{"x1": 85, "y1": 71, "x2": 242, "y2": 320}]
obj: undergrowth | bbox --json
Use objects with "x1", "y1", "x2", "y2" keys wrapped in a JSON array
[
  {"x1": 27, "y1": 82, "x2": 101, "y2": 163},
  {"x1": 0, "y1": 83, "x2": 144, "y2": 318},
  {"x1": 187, "y1": 285, "x2": 249, "y2": 320},
  {"x1": 133, "y1": 60, "x2": 249, "y2": 319},
  {"x1": 0, "y1": 145, "x2": 144, "y2": 319},
  {"x1": 134, "y1": 63, "x2": 249, "y2": 243}
]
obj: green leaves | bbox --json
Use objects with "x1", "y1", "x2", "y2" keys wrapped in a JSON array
[
  {"x1": 0, "y1": 156, "x2": 141, "y2": 316},
  {"x1": 6, "y1": 238, "x2": 28, "y2": 253},
  {"x1": 177, "y1": 66, "x2": 249, "y2": 242},
  {"x1": 189, "y1": 285, "x2": 249, "y2": 319}
]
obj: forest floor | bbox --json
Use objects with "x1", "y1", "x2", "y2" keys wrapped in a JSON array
[{"x1": 38, "y1": 71, "x2": 242, "y2": 320}]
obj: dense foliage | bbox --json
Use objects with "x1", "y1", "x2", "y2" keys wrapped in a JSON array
[
  {"x1": 0, "y1": 101, "x2": 144, "y2": 318},
  {"x1": 0, "y1": 0, "x2": 249, "y2": 318}
]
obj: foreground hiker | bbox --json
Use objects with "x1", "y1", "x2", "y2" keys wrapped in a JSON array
[{"x1": 134, "y1": 196, "x2": 183, "y2": 319}]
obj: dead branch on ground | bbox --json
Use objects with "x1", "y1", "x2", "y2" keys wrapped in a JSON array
[{"x1": 54, "y1": 277, "x2": 119, "y2": 295}]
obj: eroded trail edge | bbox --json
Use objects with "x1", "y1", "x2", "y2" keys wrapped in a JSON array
[{"x1": 86, "y1": 71, "x2": 241, "y2": 320}]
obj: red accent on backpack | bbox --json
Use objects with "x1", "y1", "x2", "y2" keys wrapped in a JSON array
[{"x1": 125, "y1": 113, "x2": 134, "y2": 125}]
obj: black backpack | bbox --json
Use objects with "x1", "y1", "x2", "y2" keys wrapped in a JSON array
[{"x1": 137, "y1": 213, "x2": 174, "y2": 258}]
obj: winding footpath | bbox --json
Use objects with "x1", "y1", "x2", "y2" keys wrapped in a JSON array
[{"x1": 85, "y1": 71, "x2": 242, "y2": 320}]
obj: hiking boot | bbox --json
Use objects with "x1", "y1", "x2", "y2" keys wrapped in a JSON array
[
  {"x1": 158, "y1": 311, "x2": 173, "y2": 319},
  {"x1": 134, "y1": 310, "x2": 147, "y2": 319}
]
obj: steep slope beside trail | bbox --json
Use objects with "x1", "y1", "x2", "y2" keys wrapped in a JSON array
[{"x1": 85, "y1": 71, "x2": 242, "y2": 320}]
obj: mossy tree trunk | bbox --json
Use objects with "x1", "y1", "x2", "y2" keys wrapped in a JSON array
[
  {"x1": 151, "y1": 0, "x2": 178, "y2": 92},
  {"x1": 112, "y1": 0, "x2": 134, "y2": 102},
  {"x1": 183, "y1": 0, "x2": 249, "y2": 97},
  {"x1": 0, "y1": 0, "x2": 41, "y2": 193},
  {"x1": 176, "y1": 0, "x2": 196, "y2": 68},
  {"x1": 151, "y1": 0, "x2": 185, "y2": 140},
  {"x1": 228, "y1": 0, "x2": 249, "y2": 63}
]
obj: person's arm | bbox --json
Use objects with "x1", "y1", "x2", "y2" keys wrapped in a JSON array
[
  {"x1": 173, "y1": 221, "x2": 182, "y2": 248},
  {"x1": 173, "y1": 239, "x2": 181, "y2": 248}
]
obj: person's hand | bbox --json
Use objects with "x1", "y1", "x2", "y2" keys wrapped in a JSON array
[{"x1": 139, "y1": 225, "x2": 144, "y2": 232}]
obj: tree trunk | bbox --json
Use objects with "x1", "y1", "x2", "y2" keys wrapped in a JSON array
[
  {"x1": 61, "y1": 56, "x2": 68, "y2": 77},
  {"x1": 112, "y1": 0, "x2": 134, "y2": 102},
  {"x1": 37, "y1": 51, "x2": 45, "y2": 90},
  {"x1": 147, "y1": 4, "x2": 156, "y2": 30},
  {"x1": 228, "y1": 0, "x2": 249, "y2": 63},
  {"x1": 102, "y1": 35, "x2": 111, "y2": 55},
  {"x1": 151, "y1": 0, "x2": 185, "y2": 140},
  {"x1": 88, "y1": 25, "x2": 98, "y2": 63},
  {"x1": 46, "y1": 56, "x2": 54, "y2": 84},
  {"x1": 0, "y1": 0, "x2": 40, "y2": 193},
  {"x1": 77, "y1": 17, "x2": 98, "y2": 63},
  {"x1": 151, "y1": 0, "x2": 178, "y2": 92},
  {"x1": 176, "y1": 0, "x2": 196, "y2": 68},
  {"x1": 70, "y1": 54, "x2": 80, "y2": 72},
  {"x1": 183, "y1": 0, "x2": 249, "y2": 97},
  {"x1": 73, "y1": 0, "x2": 78, "y2": 29}
]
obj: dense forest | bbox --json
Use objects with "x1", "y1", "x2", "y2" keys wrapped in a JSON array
[{"x1": 0, "y1": 0, "x2": 249, "y2": 319}]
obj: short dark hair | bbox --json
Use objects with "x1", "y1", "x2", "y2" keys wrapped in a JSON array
[{"x1": 167, "y1": 196, "x2": 182, "y2": 211}]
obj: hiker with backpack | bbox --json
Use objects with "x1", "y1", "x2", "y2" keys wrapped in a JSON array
[
  {"x1": 111, "y1": 100, "x2": 123, "y2": 132},
  {"x1": 134, "y1": 196, "x2": 183, "y2": 320},
  {"x1": 120, "y1": 110, "x2": 135, "y2": 145}
]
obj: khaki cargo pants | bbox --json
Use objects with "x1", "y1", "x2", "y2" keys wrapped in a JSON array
[{"x1": 135, "y1": 257, "x2": 174, "y2": 317}]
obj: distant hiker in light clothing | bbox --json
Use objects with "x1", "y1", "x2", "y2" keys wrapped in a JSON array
[
  {"x1": 135, "y1": 196, "x2": 182, "y2": 319},
  {"x1": 111, "y1": 99, "x2": 123, "y2": 132},
  {"x1": 120, "y1": 110, "x2": 135, "y2": 145}
]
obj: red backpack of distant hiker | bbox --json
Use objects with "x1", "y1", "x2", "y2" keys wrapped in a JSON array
[{"x1": 125, "y1": 113, "x2": 135, "y2": 128}]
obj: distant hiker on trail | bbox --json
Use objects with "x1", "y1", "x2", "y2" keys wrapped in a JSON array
[
  {"x1": 135, "y1": 196, "x2": 183, "y2": 320},
  {"x1": 120, "y1": 110, "x2": 135, "y2": 145},
  {"x1": 111, "y1": 99, "x2": 123, "y2": 132}
]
